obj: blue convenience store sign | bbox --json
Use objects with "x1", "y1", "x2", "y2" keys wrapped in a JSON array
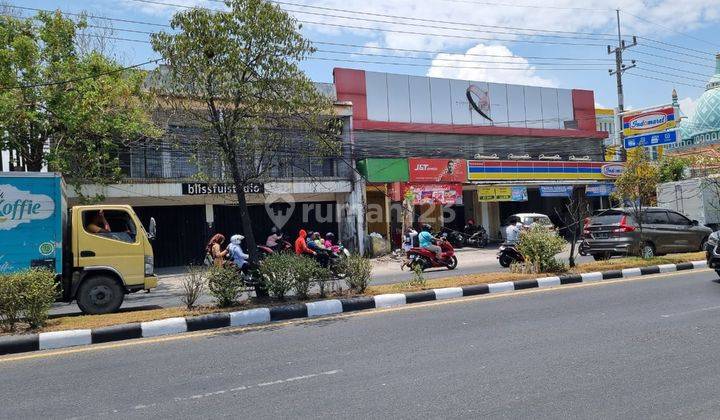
[{"x1": 624, "y1": 129, "x2": 678, "y2": 149}]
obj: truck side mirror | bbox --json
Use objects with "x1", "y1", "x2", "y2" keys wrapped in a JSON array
[
  {"x1": 148, "y1": 217, "x2": 157, "y2": 240},
  {"x1": 691, "y1": 220, "x2": 699, "y2": 226}
]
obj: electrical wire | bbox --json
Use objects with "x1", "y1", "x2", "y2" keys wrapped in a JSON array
[
  {"x1": 0, "y1": 59, "x2": 161, "y2": 90},
  {"x1": 309, "y1": 56, "x2": 607, "y2": 71}
]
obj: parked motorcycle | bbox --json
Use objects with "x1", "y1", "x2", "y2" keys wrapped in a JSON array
[
  {"x1": 440, "y1": 227, "x2": 467, "y2": 249},
  {"x1": 406, "y1": 235, "x2": 458, "y2": 271},
  {"x1": 497, "y1": 243, "x2": 524, "y2": 268}
]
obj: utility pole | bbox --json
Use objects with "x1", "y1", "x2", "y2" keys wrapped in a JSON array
[{"x1": 608, "y1": 9, "x2": 637, "y2": 158}]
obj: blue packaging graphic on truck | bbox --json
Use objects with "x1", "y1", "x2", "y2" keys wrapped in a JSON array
[{"x1": 0, "y1": 174, "x2": 64, "y2": 274}]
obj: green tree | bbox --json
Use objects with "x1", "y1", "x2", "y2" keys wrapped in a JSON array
[
  {"x1": 150, "y1": 0, "x2": 340, "y2": 261},
  {"x1": 0, "y1": 11, "x2": 160, "y2": 199},
  {"x1": 658, "y1": 156, "x2": 689, "y2": 183},
  {"x1": 611, "y1": 148, "x2": 660, "y2": 258}
]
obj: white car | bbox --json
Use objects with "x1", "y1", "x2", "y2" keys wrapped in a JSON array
[{"x1": 500, "y1": 213, "x2": 555, "y2": 240}]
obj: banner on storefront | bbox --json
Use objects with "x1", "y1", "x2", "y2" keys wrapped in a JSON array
[
  {"x1": 586, "y1": 183, "x2": 615, "y2": 197},
  {"x1": 467, "y1": 160, "x2": 612, "y2": 181},
  {"x1": 478, "y1": 186, "x2": 527, "y2": 202},
  {"x1": 540, "y1": 185, "x2": 573, "y2": 197},
  {"x1": 622, "y1": 106, "x2": 676, "y2": 137},
  {"x1": 408, "y1": 158, "x2": 467, "y2": 183},
  {"x1": 406, "y1": 184, "x2": 463, "y2": 205}
]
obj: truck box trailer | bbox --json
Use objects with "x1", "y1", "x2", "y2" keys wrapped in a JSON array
[
  {"x1": 0, "y1": 173, "x2": 157, "y2": 314},
  {"x1": 657, "y1": 177, "x2": 720, "y2": 231}
]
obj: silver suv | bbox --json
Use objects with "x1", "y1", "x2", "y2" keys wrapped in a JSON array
[{"x1": 579, "y1": 207, "x2": 712, "y2": 260}]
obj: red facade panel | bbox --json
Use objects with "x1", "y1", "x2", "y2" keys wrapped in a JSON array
[
  {"x1": 333, "y1": 68, "x2": 367, "y2": 121},
  {"x1": 571, "y1": 89, "x2": 597, "y2": 132}
]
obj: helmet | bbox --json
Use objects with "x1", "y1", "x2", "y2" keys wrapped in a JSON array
[
  {"x1": 325, "y1": 232, "x2": 335, "y2": 238},
  {"x1": 422, "y1": 224, "x2": 432, "y2": 232}
]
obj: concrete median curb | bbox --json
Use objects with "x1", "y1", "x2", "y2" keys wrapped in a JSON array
[{"x1": 0, "y1": 260, "x2": 709, "y2": 356}]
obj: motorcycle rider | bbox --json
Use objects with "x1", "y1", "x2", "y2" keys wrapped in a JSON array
[
  {"x1": 324, "y1": 232, "x2": 340, "y2": 253},
  {"x1": 505, "y1": 216, "x2": 522, "y2": 245},
  {"x1": 304, "y1": 230, "x2": 330, "y2": 267},
  {"x1": 418, "y1": 223, "x2": 443, "y2": 261},
  {"x1": 402, "y1": 226, "x2": 418, "y2": 252},
  {"x1": 295, "y1": 229, "x2": 315, "y2": 256},
  {"x1": 227, "y1": 234, "x2": 249, "y2": 271},
  {"x1": 265, "y1": 227, "x2": 284, "y2": 250}
]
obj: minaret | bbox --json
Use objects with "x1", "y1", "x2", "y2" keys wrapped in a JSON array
[
  {"x1": 708, "y1": 53, "x2": 720, "y2": 90},
  {"x1": 671, "y1": 88, "x2": 682, "y2": 120}
]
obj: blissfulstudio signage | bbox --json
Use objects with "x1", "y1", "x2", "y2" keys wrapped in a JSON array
[{"x1": 181, "y1": 182, "x2": 264, "y2": 195}]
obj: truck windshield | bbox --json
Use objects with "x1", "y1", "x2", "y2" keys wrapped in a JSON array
[{"x1": 83, "y1": 210, "x2": 137, "y2": 243}]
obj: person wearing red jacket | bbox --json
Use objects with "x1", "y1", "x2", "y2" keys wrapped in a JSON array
[{"x1": 295, "y1": 229, "x2": 315, "y2": 256}]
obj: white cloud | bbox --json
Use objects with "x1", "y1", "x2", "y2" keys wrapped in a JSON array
[
  {"x1": 595, "y1": 102, "x2": 606, "y2": 109},
  {"x1": 679, "y1": 96, "x2": 699, "y2": 119},
  {"x1": 426, "y1": 44, "x2": 556, "y2": 87},
  {"x1": 124, "y1": 0, "x2": 217, "y2": 16}
]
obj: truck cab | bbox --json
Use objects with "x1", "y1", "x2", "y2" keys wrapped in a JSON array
[{"x1": 66, "y1": 205, "x2": 157, "y2": 314}]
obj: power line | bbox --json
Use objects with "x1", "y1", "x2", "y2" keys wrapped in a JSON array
[
  {"x1": 126, "y1": 0, "x2": 720, "y2": 70},
  {"x1": 269, "y1": 0, "x2": 720, "y2": 61},
  {"x1": 5, "y1": 5, "x2": 172, "y2": 28},
  {"x1": 1, "y1": 6, "x2": 619, "y2": 63},
  {"x1": 628, "y1": 49, "x2": 716, "y2": 70},
  {"x1": 313, "y1": 41, "x2": 614, "y2": 62},
  {"x1": 626, "y1": 71, "x2": 706, "y2": 90},
  {"x1": 124, "y1": 0, "x2": 611, "y2": 47},
  {"x1": 0, "y1": 59, "x2": 161, "y2": 90},
  {"x1": 622, "y1": 10, "x2": 720, "y2": 50},
  {"x1": 636, "y1": 36, "x2": 717, "y2": 57},
  {"x1": 260, "y1": 0, "x2": 618, "y2": 39},
  {"x1": 434, "y1": 0, "x2": 602, "y2": 12},
  {"x1": 308, "y1": 56, "x2": 607, "y2": 71},
  {"x1": 314, "y1": 49, "x2": 611, "y2": 67}
]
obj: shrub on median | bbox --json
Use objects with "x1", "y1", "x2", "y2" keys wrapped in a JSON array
[
  {"x1": 0, "y1": 268, "x2": 57, "y2": 331},
  {"x1": 259, "y1": 253, "x2": 300, "y2": 300},
  {"x1": 341, "y1": 254, "x2": 373, "y2": 293},
  {"x1": 181, "y1": 266, "x2": 206, "y2": 309},
  {"x1": 516, "y1": 225, "x2": 567, "y2": 274},
  {"x1": 207, "y1": 266, "x2": 245, "y2": 307}
]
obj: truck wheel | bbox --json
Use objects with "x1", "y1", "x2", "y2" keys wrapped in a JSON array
[{"x1": 77, "y1": 275, "x2": 125, "y2": 314}]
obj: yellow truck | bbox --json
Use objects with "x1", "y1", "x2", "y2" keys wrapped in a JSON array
[{"x1": 0, "y1": 173, "x2": 157, "y2": 314}]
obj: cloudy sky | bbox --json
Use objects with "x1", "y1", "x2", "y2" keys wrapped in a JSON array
[{"x1": 12, "y1": 0, "x2": 720, "y2": 119}]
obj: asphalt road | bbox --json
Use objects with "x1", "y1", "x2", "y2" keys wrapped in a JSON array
[
  {"x1": 49, "y1": 246, "x2": 593, "y2": 315},
  {"x1": 7, "y1": 269, "x2": 720, "y2": 418}
]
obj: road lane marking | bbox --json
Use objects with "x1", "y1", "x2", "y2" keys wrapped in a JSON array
[
  {"x1": 174, "y1": 370, "x2": 340, "y2": 402},
  {"x1": 0, "y1": 268, "x2": 713, "y2": 364},
  {"x1": 661, "y1": 305, "x2": 720, "y2": 318}
]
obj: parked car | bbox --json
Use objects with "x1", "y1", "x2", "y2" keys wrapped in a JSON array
[
  {"x1": 705, "y1": 231, "x2": 720, "y2": 275},
  {"x1": 579, "y1": 207, "x2": 712, "y2": 260},
  {"x1": 500, "y1": 213, "x2": 555, "y2": 240}
]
